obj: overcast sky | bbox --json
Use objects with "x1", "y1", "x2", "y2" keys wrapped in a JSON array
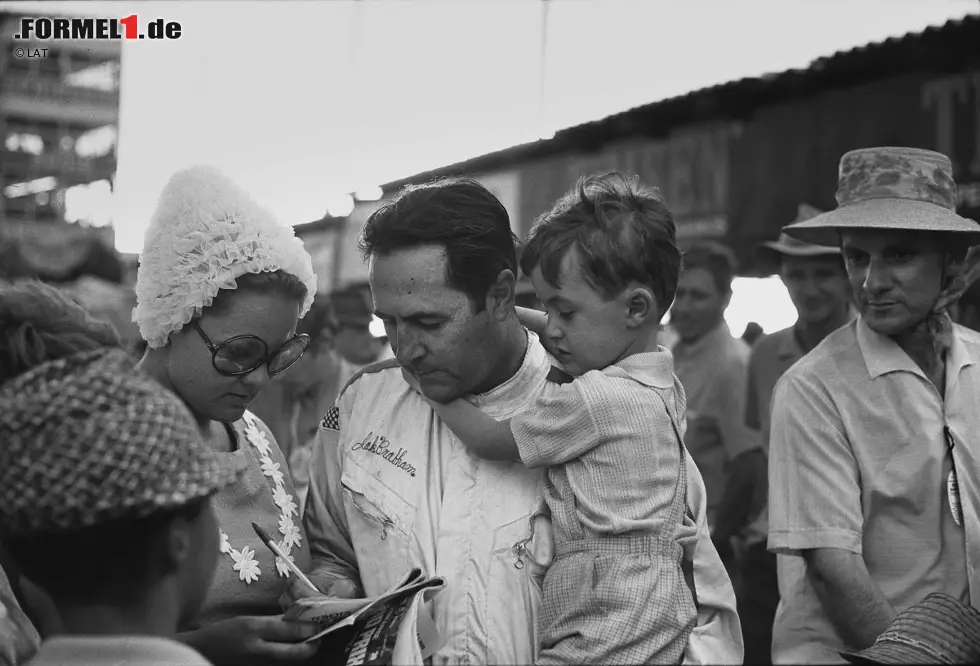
[{"x1": 3, "y1": 0, "x2": 976, "y2": 253}]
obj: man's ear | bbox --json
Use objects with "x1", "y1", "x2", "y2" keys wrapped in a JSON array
[
  {"x1": 624, "y1": 285, "x2": 658, "y2": 328},
  {"x1": 485, "y1": 269, "x2": 517, "y2": 322}
]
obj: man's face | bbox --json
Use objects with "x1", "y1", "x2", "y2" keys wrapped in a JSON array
[
  {"x1": 670, "y1": 267, "x2": 730, "y2": 343},
  {"x1": 370, "y1": 244, "x2": 501, "y2": 403},
  {"x1": 841, "y1": 229, "x2": 946, "y2": 336},
  {"x1": 780, "y1": 254, "x2": 851, "y2": 326}
]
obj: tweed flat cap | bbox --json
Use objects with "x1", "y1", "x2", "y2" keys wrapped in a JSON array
[{"x1": 0, "y1": 348, "x2": 242, "y2": 535}]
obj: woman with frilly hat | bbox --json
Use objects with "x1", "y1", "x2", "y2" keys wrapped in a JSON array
[
  {"x1": 132, "y1": 166, "x2": 322, "y2": 664},
  {"x1": 766, "y1": 147, "x2": 980, "y2": 663}
]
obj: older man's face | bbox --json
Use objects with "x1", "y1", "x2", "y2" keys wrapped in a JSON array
[
  {"x1": 369, "y1": 244, "x2": 500, "y2": 403},
  {"x1": 841, "y1": 229, "x2": 946, "y2": 336}
]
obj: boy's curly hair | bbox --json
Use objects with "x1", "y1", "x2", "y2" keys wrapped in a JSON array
[{"x1": 520, "y1": 172, "x2": 681, "y2": 316}]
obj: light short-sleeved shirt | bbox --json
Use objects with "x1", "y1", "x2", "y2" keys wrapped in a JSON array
[
  {"x1": 673, "y1": 323, "x2": 759, "y2": 519},
  {"x1": 511, "y1": 350, "x2": 698, "y2": 546},
  {"x1": 767, "y1": 316, "x2": 980, "y2": 664}
]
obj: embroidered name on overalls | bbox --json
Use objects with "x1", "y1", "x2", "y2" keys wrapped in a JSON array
[{"x1": 352, "y1": 432, "x2": 417, "y2": 477}]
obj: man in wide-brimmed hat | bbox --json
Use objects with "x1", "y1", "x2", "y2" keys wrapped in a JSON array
[
  {"x1": 715, "y1": 204, "x2": 855, "y2": 665},
  {"x1": 767, "y1": 147, "x2": 980, "y2": 664}
]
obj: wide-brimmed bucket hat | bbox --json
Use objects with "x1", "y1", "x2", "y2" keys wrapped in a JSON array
[
  {"x1": 758, "y1": 204, "x2": 841, "y2": 263},
  {"x1": 783, "y1": 147, "x2": 980, "y2": 247},
  {"x1": 841, "y1": 593, "x2": 980, "y2": 665}
]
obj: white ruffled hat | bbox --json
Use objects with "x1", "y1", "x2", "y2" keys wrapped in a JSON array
[{"x1": 133, "y1": 166, "x2": 317, "y2": 349}]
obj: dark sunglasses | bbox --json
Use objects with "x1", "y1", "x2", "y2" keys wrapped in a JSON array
[{"x1": 191, "y1": 320, "x2": 310, "y2": 377}]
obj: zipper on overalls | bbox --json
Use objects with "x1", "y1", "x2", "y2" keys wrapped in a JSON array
[{"x1": 513, "y1": 513, "x2": 537, "y2": 569}]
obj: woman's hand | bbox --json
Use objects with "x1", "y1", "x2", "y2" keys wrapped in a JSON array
[{"x1": 179, "y1": 614, "x2": 320, "y2": 665}]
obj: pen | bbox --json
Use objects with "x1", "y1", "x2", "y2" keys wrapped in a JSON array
[{"x1": 251, "y1": 521, "x2": 321, "y2": 594}]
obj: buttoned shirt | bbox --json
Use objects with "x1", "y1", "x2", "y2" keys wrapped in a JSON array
[
  {"x1": 673, "y1": 323, "x2": 759, "y2": 520},
  {"x1": 767, "y1": 316, "x2": 980, "y2": 663}
]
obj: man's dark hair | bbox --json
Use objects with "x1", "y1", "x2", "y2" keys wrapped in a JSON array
[
  {"x1": 358, "y1": 177, "x2": 519, "y2": 311},
  {"x1": 681, "y1": 241, "x2": 738, "y2": 295},
  {"x1": 520, "y1": 172, "x2": 681, "y2": 315},
  {"x1": 4, "y1": 499, "x2": 208, "y2": 607}
]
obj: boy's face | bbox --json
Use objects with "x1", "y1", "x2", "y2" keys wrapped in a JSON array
[{"x1": 530, "y1": 250, "x2": 633, "y2": 376}]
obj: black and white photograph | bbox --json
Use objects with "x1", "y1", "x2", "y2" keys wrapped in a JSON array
[{"x1": 1, "y1": 1, "x2": 980, "y2": 664}]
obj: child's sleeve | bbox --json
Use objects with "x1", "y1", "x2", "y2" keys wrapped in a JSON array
[{"x1": 511, "y1": 376, "x2": 603, "y2": 468}]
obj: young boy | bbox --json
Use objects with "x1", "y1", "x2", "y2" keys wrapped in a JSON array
[
  {"x1": 404, "y1": 172, "x2": 699, "y2": 664},
  {"x1": 0, "y1": 348, "x2": 242, "y2": 665}
]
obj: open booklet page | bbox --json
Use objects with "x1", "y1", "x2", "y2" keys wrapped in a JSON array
[{"x1": 284, "y1": 568, "x2": 446, "y2": 663}]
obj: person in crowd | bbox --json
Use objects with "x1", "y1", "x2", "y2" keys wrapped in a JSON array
[
  {"x1": 400, "y1": 173, "x2": 701, "y2": 663},
  {"x1": 254, "y1": 287, "x2": 389, "y2": 512},
  {"x1": 294, "y1": 175, "x2": 742, "y2": 665},
  {"x1": 670, "y1": 241, "x2": 759, "y2": 563},
  {"x1": 0, "y1": 278, "x2": 128, "y2": 666},
  {"x1": 249, "y1": 294, "x2": 334, "y2": 461},
  {"x1": 280, "y1": 296, "x2": 350, "y2": 513},
  {"x1": 0, "y1": 347, "x2": 242, "y2": 666},
  {"x1": 717, "y1": 206, "x2": 855, "y2": 665},
  {"x1": 132, "y1": 165, "x2": 322, "y2": 665},
  {"x1": 767, "y1": 147, "x2": 980, "y2": 663},
  {"x1": 329, "y1": 284, "x2": 390, "y2": 368}
]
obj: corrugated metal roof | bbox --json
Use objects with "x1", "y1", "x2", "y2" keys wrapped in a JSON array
[{"x1": 380, "y1": 13, "x2": 979, "y2": 191}]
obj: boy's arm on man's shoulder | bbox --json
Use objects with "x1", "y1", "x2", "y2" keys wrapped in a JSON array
[
  {"x1": 303, "y1": 383, "x2": 363, "y2": 596},
  {"x1": 511, "y1": 379, "x2": 603, "y2": 467}
]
